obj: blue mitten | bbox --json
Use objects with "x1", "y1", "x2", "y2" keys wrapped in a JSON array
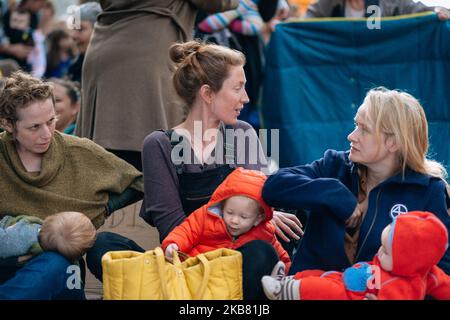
[
  {"x1": 0, "y1": 220, "x2": 41, "y2": 258},
  {"x1": 342, "y1": 262, "x2": 373, "y2": 292}
]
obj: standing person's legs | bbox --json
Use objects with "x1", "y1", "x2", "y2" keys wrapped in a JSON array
[
  {"x1": 86, "y1": 231, "x2": 145, "y2": 282},
  {"x1": 236, "y1": 240, "x2": 279, "y2": 300},
  {"x1": 0, "y1": 252, "x2": 84, "y2": 300}
]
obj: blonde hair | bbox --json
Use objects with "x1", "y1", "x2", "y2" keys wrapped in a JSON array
[
  {"x1": 39, "y1": 212, "x2": 96, "y2": 262},
  {"x1": 358, "y1": 87, "x2": 447, "y2": 182},
  {"x1": 223, "y1": 195, "x2": 265, "y2": 217},
  {"x1": 169, "y1": 40, "x2": 246, "y2": 110}
]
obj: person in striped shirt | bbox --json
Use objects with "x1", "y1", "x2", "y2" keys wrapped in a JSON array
[{"x1": 198, "y1": 0, "x2": 264, "y2": 36}]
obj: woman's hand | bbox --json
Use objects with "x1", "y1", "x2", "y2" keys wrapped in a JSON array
[
  {"x1": 272, "y1": 210, "x2": 304, "y2": 242},
  {"x1": 165, "y1": 243, "x2": 179, "y2": 260},
  {"x1": 346, "y1": 204, "x2": 363, "y2": 228}
]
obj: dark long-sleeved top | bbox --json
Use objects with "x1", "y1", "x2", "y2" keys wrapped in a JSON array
[
  {"x1": 140, "y1": 120, "x2": 268, "y2": 241},
  {"x1": 262, "y1": 149, "x2": 450, "y2": 275}
]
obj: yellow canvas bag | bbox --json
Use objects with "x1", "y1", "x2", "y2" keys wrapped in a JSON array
[{"x1": 102, "y1": 247, "x2": 243, "y2": 300}]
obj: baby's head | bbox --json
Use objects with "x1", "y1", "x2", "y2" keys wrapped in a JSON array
[
  {"x1": 377, "y1": 211, "x2": 448, "y2": 276},
  {"x1": 39, "y1": 211, "x2": 96, "y2": 262},
  {"x1": 222, "y1": 195, "x2": 265, "y2": 237}
]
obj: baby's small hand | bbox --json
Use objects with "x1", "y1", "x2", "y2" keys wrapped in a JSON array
[{"x1": 165, "y1": 243, "x2": 179, "y2": 260}]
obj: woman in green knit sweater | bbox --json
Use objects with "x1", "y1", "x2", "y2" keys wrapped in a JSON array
[{"x1": 0, "y1": 71, "x2": 144, "y2": 299}]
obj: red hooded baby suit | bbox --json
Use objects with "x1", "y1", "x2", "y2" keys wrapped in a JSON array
[
  {"x1": 292, "y1": 211, "x2": 450, "y2": 300},
  {"x1": 162, "y1": 167, "x2": 291, "y2": 271}
]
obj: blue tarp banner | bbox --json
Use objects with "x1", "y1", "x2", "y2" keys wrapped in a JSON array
[{"x1": 262, "y1": 13, "x2": 450, "y2": 170}]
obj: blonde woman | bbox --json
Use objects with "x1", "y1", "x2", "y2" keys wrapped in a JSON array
[{"x1": 263, "y1": 87, "x2": 450, "y2": 280}]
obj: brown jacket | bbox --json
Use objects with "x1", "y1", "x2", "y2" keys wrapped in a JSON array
[{"x1": 77, "y1": 0, "x2": 238, "y2": 152}]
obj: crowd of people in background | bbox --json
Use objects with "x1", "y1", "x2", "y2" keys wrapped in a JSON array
[
  {"x1": 0, "y1": 0, "x2": 450, "y2": 300},
  {"x1": 1, "y1": 0, "x2": 448, "y2": 143}
]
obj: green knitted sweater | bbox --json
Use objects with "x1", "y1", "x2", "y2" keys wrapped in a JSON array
[{"x1": 0, "y1": 131, "x2": 144, "y2": 228}]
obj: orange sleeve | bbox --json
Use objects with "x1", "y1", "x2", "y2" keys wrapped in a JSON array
[
  {"x1": 426, "y1": 265, "x2": 450, "y2": 300},
  {"x1": 161, "y1": 207, "x2": 205, "y2": 253}
]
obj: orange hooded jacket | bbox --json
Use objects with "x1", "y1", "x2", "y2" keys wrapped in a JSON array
[
  {"x1": 162, "y1": 167, "x2": 291, "y2": 271},
  {"x1": 294, "y1": 211, "x2": 450, "y2": 300}
]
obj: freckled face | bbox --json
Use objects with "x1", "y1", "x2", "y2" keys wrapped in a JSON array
[
  {"x1": 12, "y1": 98, "x2": 56, "y2": 155},
  {"x1": 210, "y1": 65, "x2": 250, "y2": 125},
  {"x1": 347, "y1": 106, "x2": 391, "y2": 166}
]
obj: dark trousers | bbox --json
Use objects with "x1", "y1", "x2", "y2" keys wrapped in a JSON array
[{"x1": 86, "y1": 232, "x2": 279, "y2": 300}]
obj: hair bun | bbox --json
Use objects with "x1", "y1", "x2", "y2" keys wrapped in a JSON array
[{"x1": 169, "y1": 41, "x2": 202, "y2": 64}]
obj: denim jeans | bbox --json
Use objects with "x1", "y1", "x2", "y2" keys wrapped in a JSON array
[{"x1": 0, "y1": 252, "x2": 85, "y2": 300}]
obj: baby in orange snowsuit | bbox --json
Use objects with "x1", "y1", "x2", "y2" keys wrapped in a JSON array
[
  {"x1": 162, "y1": 167, "x2": 291, "y2": 271},
  {"x1": 262, "y1": 211, "x2": 450, "y2": 300}
]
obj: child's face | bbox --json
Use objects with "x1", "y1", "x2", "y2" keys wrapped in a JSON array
[
  {"x1": 222, "y1": 196, "x2": 264, "y2": 237},
  {"x1": 377, "y1": 224, "x2": 393, "y2": 271}
]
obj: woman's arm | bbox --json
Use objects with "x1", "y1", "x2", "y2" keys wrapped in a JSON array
[
  {"x1": 140, "y1": 132, "x2": 187, "y2": 242},
  {"x1": 107, "y1": 187, "x2": 143, "y2": 216},
  {"x1": 262, "y1": 149, "x2": 357, "y2": 222}
]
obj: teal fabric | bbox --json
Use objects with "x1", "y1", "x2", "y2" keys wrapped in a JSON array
[
  {"x1": 262, "y1": 13, "x2": 450, "y2": 170},
  {"x1": 63, "y1": 122, "x2": 76, "y2": 136}
]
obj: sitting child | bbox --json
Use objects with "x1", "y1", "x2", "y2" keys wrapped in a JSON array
[
  {"x1": 262, "y1": 211, "x2": 450, "y2": 300},
  {"x1": 0, "y1": 211, "x2": 96, "y2": 263},
  {"x1": 162, "y1": 167, "x2": 291, "y2": 271}
]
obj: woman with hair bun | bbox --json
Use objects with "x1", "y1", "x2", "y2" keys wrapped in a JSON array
[
  {"x1": 88, "y1": 41, "x2": 303, "y2": 300},
  {"x1": 263, "y1": 87, "x2": 450, "y2": 282},
  {"x1": 78, "y1": 0, "x2": 241, "y2": 171}
]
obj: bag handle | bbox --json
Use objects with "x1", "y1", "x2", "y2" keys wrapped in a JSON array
[
  {"x1": 175, "y1": 251, "x2": 190, "y2": 262},
  {"x1": 154, "y1": 247, "x2": 171, "y2": 299},
  {"x1": 193, "y1": 253, "x2": 211, "y2": 300},
  {"x1": 155, "y1": 248, "x2": 211, "y2": 299}
]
